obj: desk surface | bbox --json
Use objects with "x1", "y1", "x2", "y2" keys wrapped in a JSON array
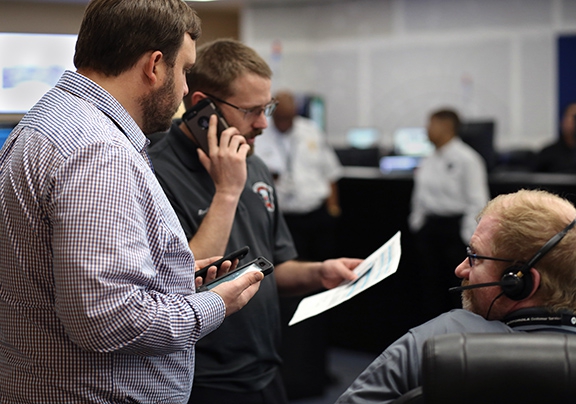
[{"x1": 342, "y1": 166, "x2": 576, "y2": 186}]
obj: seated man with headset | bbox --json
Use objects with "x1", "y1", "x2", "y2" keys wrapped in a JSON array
[{"x1": 337, "y1": 189, "x2": 576, "y2": 404}]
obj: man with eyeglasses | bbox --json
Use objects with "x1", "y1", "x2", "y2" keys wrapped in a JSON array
[
  {"x1": 337, "y1": 189, "x2": 576, "y2": 404},
  {"x1": 148, "y1": 38, "x2": 362, "y2": 404}
]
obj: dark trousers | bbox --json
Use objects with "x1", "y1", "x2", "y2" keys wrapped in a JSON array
[
  {"x1": 414, "y1": 215, "x2": 466, "y2": 322},
  {"x1": 279, "y1": 205, "x2": 339, "y2": 400},
  {"x1": 188, "y1": 370, "x2": 288, "y2": 404}
]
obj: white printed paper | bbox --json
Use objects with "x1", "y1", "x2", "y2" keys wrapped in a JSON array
[{"x1": 289, "y1": 231, "x2": 401, "y2": 326}]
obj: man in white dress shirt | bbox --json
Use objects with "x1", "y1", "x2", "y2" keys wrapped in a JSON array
[
  {"x1": 256, "y1": 90, "x2": 342, "y2": 262},
  {"x1": 409, "y1": 108, "x2": 489, "y2": 321}
]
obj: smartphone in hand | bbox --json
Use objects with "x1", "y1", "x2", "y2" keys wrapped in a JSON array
[
  {"x1": 196, "y1": 256, "x2": 273, "y2": 292},
  {"x1": 182, "y1": 98, "x2": 229, "y2": 155},
  {"x1": 195, "y1": 246, "x2": 250, "y2": 283}
]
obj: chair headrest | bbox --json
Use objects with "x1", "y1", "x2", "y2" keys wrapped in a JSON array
[{"x1": 422, "y1": 333, "x2": 576, "y2": 404}]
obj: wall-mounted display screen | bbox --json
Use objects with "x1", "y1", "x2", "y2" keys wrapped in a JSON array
[{"x1": 0, "y1": 33, "x2": 77, "y2": 114}]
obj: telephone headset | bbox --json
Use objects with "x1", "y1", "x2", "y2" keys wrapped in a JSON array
[{"x1": 450, "y1": 217, "x2": 576, "y2": 301}]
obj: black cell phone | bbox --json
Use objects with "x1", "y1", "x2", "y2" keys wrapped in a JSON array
[
  {"x1": 182, "y1": 98, "x2": 229, "y2": 155},
  {"x1": 195, "y1": 246, "x2": 250, "y2": 282},
  {"x1": 197, "y1": 256, "x2": 274, "y2": 292}
]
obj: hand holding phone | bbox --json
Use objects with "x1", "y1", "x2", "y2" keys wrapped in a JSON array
[
  {"x1": 182, "y1": 98, "x2": 229, "y2": 155},
  {"x1": 206, "y1": 259, "x2": 270, "y2": 317},
  {"x1": 195, "y1": 246, "x2": 250, "y2": 284},
  {"x1": 197, "y1": 256, "x2": 273, "y2": 292}
]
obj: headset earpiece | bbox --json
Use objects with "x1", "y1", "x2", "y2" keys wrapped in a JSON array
[
  {"x1": 501, "y1": 265, "x2": 533, "y2": 301},
  {"x1": 499, "y1": 218, "x2": 576, "y2": 301}
]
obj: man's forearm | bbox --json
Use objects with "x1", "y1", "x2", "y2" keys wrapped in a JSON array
[{"x1": 188, "y1": 191, "x2": 240, "y2": 259}]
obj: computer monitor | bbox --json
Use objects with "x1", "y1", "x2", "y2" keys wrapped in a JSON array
[
  {"x1": 346, "y1": 127, "x2": 380, "y2": 149},
  {"x1": 297, "y1": 94, "x2": 326, "y2": 132},
  {"x1": 459, "y1": 121, "x2": 496, "y2": 171},
  {"x1": 393, "y1": 127, "x2": 434, "y2": 157},
  {"x1": 379, "y1": 155, "x2": 423, "y2": 173},
  {"x1": 377, "y1": 127, "x2": 433, "y2": 173},
  {"x1": 0, "y1": 122, "x2": 17, "y2": 147},
  {"x1": 0, "y1": 33, "x2": 77, "y2": 114},
  {"x1": 335, "y1": 147, "x2": 380, "y2": 167}
]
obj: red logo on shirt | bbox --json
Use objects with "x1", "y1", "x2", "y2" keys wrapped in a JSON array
[{"x1": 252, "y1": 182, "x2": 275, "y2": 212}]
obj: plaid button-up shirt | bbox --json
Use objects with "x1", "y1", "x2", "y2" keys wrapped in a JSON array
[{"x1": 0, "y1": 70, "x2": 225, "y2": 403}]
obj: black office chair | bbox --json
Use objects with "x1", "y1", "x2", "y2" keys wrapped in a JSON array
[{"x1": 392, "y1": 332, "x2": 576, "y2": 404}]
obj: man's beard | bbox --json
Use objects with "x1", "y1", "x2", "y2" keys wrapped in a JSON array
[
  {"x1": 245, "y1": 129, "x2": 263, "y2": 156},
  {"x1": 139, "y1": 70, "x2": 180, "y2": 135},
  {"x1": 460, "y1": 280, "x2": 505, "y2": 320},
  {"x1": 460, "y1": 280, "x2": 478, "y2": 313}
]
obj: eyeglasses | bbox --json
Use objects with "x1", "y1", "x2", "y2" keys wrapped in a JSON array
[
  {"x1": 204, "y1": 93, "x2": 278, "y2": 120},
  {"x1": 466, "y1": 246, "x2": 523, "y2": 267}
]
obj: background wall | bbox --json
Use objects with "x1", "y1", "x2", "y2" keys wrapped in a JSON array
[
  {"x1": 0, "y1": 0, "x2": 239, "y2": 122},
  {"x1": 3, "y1": 0, "x2": 576, "y2": 154},
  {"x1": 242, "y1": 0, "x2": 576, "y2": 152},
  {"x1": 0, "y1": 1, "x2": 85, "y2": 34}
]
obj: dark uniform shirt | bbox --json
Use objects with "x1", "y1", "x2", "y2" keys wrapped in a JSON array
[{"x1": 148, "y1": 120, "x2": 298, "y2": 392}]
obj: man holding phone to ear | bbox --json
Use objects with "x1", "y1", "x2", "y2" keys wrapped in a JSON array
[{"x1": 148, "y1": 39, "x2": 362, "y2": 404}]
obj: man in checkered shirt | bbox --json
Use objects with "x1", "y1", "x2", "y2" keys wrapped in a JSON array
[{"x1": 0, "y1": 0, "x2": 263, "y2": 402}]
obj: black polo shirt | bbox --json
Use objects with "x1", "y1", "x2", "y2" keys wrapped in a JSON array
[{"x1": 148, "y1": 120, "x2": 298, "y2": 393}]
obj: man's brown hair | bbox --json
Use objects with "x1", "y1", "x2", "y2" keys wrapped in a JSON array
[
  {"x1": 184, "y1": 38, "x2": 272, "y2": 110},
  {"x1": 74, "y1": 0, "x2": 201, "y2": 76}
]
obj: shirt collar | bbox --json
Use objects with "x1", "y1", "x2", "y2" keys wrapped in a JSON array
[
  {"x1": 436, "y1": 136, "x2": 461, "y2": 155},
  {"x1": 55, "y1": 70, "x2": 148, "y2": 154},
  {"x1": 166, "y1": 119, "x2": 204, "y2": 171}
]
